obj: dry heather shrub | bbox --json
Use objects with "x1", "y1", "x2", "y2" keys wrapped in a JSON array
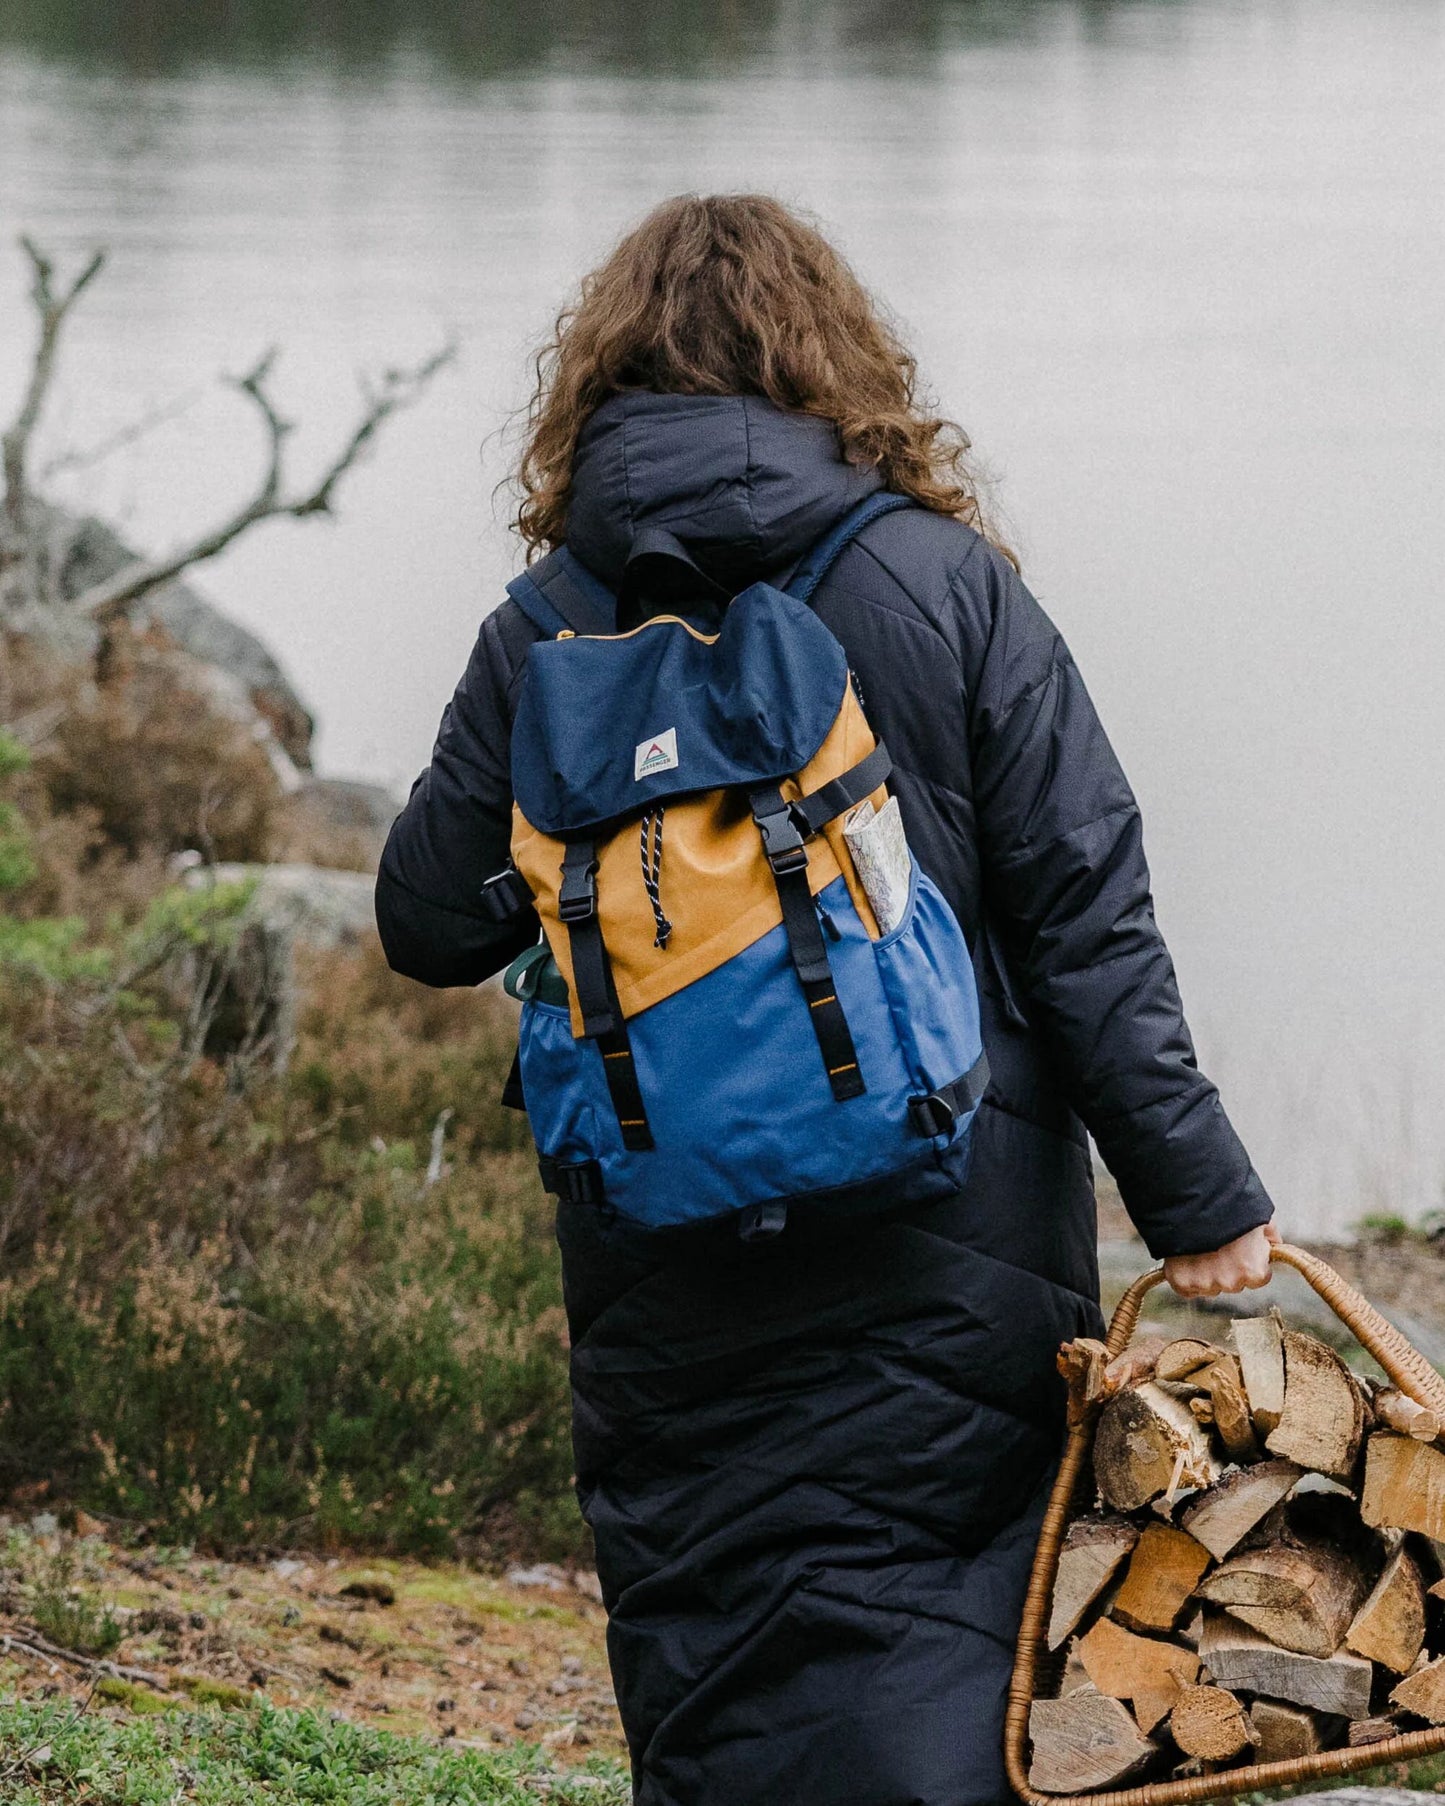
[
  {"x1": 38, "y1": 623, "x2": 279, "y2": 862},
  {"x1": 291, "y1": 938, "x2": 532, "y2": 1158},
  {"x1": 0, "y1": 916, "x2": 579, "y2": 1558}
]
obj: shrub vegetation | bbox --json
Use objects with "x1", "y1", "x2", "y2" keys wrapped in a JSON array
[{"x1": 0, "y1": 724, "x2": 580, "y2": 1560}]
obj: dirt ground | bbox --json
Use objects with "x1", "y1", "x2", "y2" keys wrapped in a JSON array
[{"x1": 0, "y1": 1530, "x2": 623, "y2": 1763}]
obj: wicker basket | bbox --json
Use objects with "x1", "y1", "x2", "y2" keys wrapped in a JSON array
[{"x1": 1006, "y1": 1241, "x2": 1445, "y2": 1806}]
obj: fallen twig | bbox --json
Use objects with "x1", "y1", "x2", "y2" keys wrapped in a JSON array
[{"x1": 0, "y1": 1626, "x2": 165, "y2": 1688}]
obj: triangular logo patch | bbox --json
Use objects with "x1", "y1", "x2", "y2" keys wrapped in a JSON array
[{"x1": 634, "y1": 727, "x2": 679, "y2": 781}]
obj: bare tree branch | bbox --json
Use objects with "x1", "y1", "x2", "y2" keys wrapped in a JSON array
[
  {"x1": 70, "y1": 341, "x2": 456, "y2": 625},
  {"x1": 2, "y1": 237, "x2": 106, "y2": 532},
  {"x1": 40, "y1": 384, "x2": 203, "y2": 482}
]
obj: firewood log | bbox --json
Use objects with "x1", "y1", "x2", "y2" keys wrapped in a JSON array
[
  {"x1": 1362, "y1": 1433, "x2": 1445, "y2": 1540},
  {"x1": 1263, "y1": 1331, "x2": 1366, "y2": 1480},
  {"x1": 1232, "y1": 1311, "x2": 1286, "y2": 1434},
  {"x1": 1198, "y1": 1615, "x2": 1374, "y2": 1719},
  {"x1": 1104, "y1": 1336, "x2": 1168, "y2": 1395},
  {"x1": 1078, "y1": 1616, "x2": 1199, "y2": 1734},
  {"x1": 1373, "y1": 1386, "x2": 1441, "y2": 1442},
  {"x1": 1058, "y1": 1644, "x2": 1092, "y2": 1697},
  {"x1": 1058, "y1": 1337, "x2": 1111, "y2": 1424},
  {"x1": 1028, "y1": 1693, "x2": 1158, "y2": 1792},
  {"x1": 1156, "y1": 1338, "x2": 1225, "y2": 1386},
  {"x1": 1206, "y1": 1355, "x2": 1261, "y2": 1463},
  {"x1": 1095, "y1": 1382, "x2": 1223, "y2": 1512},
  {"x1": 1391, "y1": 1653, "x2": 1445, "y2": 1724},
  {"x1": 1196, "y1": 1540, "x2": 1370, "y2": 1659},
  {"x1": 1169, "y1": 1683, "x2": 1255, "y2": 1761},
  {"x1": 1345, "y1": 1547, "x2": 1426, "y2": 1673},
  {"x1": 1248, "y1": 1699, "x2": 1327, "y2": 1761},
  {"x1": 1348, "y1": 1714, "x2": 1405, "y2": 1747},
  {"x1": 1179, "y1": 1460, "x2": 1303, "y2": 1561},
  {"x1": 1111, "y1": 1524, "x2": 1213, "y2": 1634},
  {"x1": 1046, "y1": 1517, "x2": 1141, "y2": 1650}
]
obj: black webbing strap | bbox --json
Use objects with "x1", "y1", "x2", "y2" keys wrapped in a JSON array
[
  {"x1": 501, "y1": 1048, "x2": 526, "y2": 1112},
  {"x1": 558, "y1": 840, "x2": 654, "y2": 1152},
  {"x1": 480, "y1": 865, "x2": 533, "y2": 925},
  {"x1": 907, "y1": 1050, "x2": 992, "y2": 1139},
  {"x1": 792, "y1": 740, "x2": 892, "y2": 835},
  {"x1": 538, "y1": 1154, "x2": 606, "y2": 1207},
  {"x1": 750, "y1": 787, "x2": 865, "y2": 1103}
]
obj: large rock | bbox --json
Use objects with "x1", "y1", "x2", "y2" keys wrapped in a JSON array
[
  {"x1": 273, "y1": 777, "x2": 403, "y2": 871},
  {"x1": 181, "y1": 860, "x2": 380, "y2": 1067},
  {"x1": 40, "y1": 504, "x2": 316, "y2": 769}
]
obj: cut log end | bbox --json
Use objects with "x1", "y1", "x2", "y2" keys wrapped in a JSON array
[
  {"x1": 1391, "y1": 1654, "x2": 1445, "y2": 1725},
  {"x1": 1028, "y1": 1692, "x2": 1158, "y2": 1792},
  {"x1": 1179, "y1": 1460, "x2": 1303, "y2": 1561},
  {"x1": 1169, "y1": 1683, "x2": 1255, "y2": 1761},
  {"x1": 1094, "y1": 1381, "x2": 1222, "y2": 1513},
  {"x1": 1111, "y1": 1523, "x2": 1213, "y2": 1634},
  {"x1": 1046, "y1": 1517, "x2": 1140, "y2": 1651},
  {"x1": 1263, "y1": 1331, "x2": 1365, "y2": 1481},
  {"x1": 1344, "y1": 1546, "x2": 1425, "y2": 1674},
  {"x1": 1248, "y1": 1698, "x2": 1327, "y2": 1762},
  {"x1": 1196, "y1": 1538, "x2": 1370, "y2": 1660}
]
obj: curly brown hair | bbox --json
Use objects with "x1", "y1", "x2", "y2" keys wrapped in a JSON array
[{"x1": 513, "y1": 193, "x2": 1011, "y2": 564}]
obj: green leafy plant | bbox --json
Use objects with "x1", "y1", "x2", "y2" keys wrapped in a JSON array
[
  {"x1": 0, "y1": 1698, "x2": 630, "y2": 1804},
  {"x1": 24, "y1": 1543, "x2": 122, "y2": 1657}
]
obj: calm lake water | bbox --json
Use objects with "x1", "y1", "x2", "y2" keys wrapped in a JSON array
[{"x1": 2, "y1": 0, "x2": 1442, "y2": 1237}]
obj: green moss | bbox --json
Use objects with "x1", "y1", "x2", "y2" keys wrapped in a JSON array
[
  {"x1": 174, "y1": 1674, "x2": 254, "y2": 1709},
  {"x1": 94, "y1": 1675, "x2": 172, "y2": 1714}
]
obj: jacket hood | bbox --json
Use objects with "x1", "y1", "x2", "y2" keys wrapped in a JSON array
[{"x1": 564, "y1": 392, "x2": 883, "y2": 594}]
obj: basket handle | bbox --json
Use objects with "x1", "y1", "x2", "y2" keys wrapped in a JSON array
[{"x1": 1105, "y1": 1241, "x2": 1445, "y2": 1418}]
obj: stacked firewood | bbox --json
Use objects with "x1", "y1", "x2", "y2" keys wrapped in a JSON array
[{"x1": 1029, "y1": 1311, "x2": 1445, "y2": 1792}]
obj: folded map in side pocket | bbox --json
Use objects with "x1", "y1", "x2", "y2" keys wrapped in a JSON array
[{"x1": 842, "y1": 794, "x2": 913, "y2": 937}]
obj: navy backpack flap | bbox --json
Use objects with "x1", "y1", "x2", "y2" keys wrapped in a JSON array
[{"x1": 510, "y1": 583, "x2": 850, "y2": 837}]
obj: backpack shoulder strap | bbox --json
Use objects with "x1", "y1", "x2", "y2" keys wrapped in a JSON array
[
  {"x1": 506, "y1": 547, "x2": 618, "y2": 639},
  {"x1": 783, "y1": 492, "x2": 915, "y2": 604}
]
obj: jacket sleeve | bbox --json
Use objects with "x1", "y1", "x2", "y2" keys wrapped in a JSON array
[
  {"x1": 374, "y1": 605, "x2": 539, "y2": 988},
  {"x1": 958, "y1": 542, "x2": 1273, "y2": 1259}
]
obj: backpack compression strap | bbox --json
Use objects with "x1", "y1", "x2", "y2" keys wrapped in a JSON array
[
  {"x1": 557, "y1": 840, "x2": 654, "y2": 1152},
  {"x1": 740, "y1": 495, "x2": 913, "y2": 1105},
  {"x1": 750, "y1": 785, "x2": 866, "y2": 1104}
]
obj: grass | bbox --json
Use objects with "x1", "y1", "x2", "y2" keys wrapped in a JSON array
[{"x1": 0, "y1": 1699, "x2": 630, "y2": 1804}]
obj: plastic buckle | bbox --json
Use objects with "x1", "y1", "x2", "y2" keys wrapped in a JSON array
[
  {"x1": 539, "y1": 1156, "x2": 603, "y2": 1207},
  {"x1": 480, "y1": 866, "x2": 532, "y2": 924},
  {"x1": 558, "y1": 857, "x2": 599, "y2": 923},
  {"x1": 754, "y1": 805, "x2": 808, "y2": 875},
  {"x1": 738, "y1": 1200, "x2": 788, "y2": 1242},
  {"x1": 908, "y1": 1091, "x2": 957, "y2": 1139}
]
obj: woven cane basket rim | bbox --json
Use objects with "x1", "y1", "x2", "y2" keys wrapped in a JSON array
[{"x1": 1005, "y1": 1241, "x2": 1445, "y2": 1806}]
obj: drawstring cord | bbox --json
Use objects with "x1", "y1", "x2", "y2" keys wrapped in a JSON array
[{"x1": 640, "y1": 806, "x2": 673, "y2": 950}]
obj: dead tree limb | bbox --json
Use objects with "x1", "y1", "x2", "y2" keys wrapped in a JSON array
[
  {"x1": 2, "y1": 237, "x2": 106, "y2": 535},
  {"x1": 71, "y1": 341, "x2": 456, "y2": 625}
]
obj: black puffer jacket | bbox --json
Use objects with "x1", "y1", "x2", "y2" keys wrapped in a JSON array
[{"x1": 376, "y1": 392, "x2": 1272, "y2": 1806}]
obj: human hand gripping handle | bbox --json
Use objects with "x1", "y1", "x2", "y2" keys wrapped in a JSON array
[{"x1": 1162, "y1": 1221, "x2": 1282, "y2": 1299}]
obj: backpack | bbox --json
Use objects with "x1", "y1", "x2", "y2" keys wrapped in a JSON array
[{"x1": 484, "y1": 493, "x2": 989, "y2": 1242}]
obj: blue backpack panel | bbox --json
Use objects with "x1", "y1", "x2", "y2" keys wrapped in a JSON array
[{"x1": 490, "y1": 495, "x2": 989, "y2": 1242}]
